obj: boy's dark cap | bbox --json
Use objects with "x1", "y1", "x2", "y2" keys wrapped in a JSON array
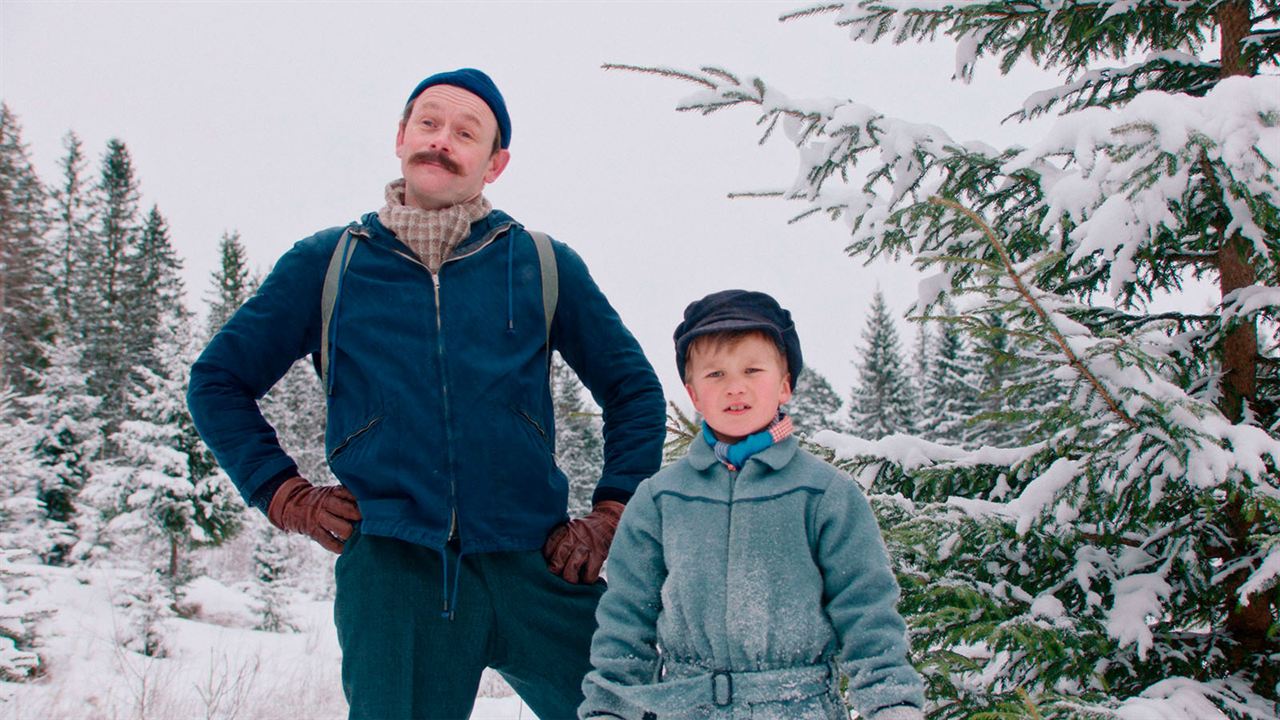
[
  {"x1": 674, "y1": 289, "x2": 803, "y2": 385},
  {"x1": 405, "y1": 68, "x2": 511, "y2": 149}
]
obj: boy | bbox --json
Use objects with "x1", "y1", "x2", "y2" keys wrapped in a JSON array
[{"x1": 580, "y1": 290, "x2": 925, "y2": 720}]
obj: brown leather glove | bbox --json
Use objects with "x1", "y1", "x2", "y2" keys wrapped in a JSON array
[
  {"x1": 543, "y1": 500, "x2": 625, "y2": 584},
  {"x1": 266, "y1": 476, "x2": 362, "y2": 554}
]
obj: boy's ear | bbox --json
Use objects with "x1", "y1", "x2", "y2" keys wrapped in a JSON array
[
  {"x1": 684, "y1": 383, "x2": 699, "y2": 405},
  {"x1": 685, "y1": 383, "x2": 706, "y2": 417},
  {"x1": 779, "y1": 376, "x2": 793, "y2": 406}
]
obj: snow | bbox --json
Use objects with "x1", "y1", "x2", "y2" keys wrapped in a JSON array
[
  {"x1": 1239, "y1": 543, "x2": 1280, "y2": 599},
  {"x1": 4, "y1": 563, "x2": 538, "y2": 719},
  {"x1": 1222, "y1": 284, "x2": 1280, "y2": 324},
  {"x1": 1005, "y1": 458, "x2": 1081, "y2": 536},
  {"x1": 1105, "y1": 571, "x2": 1171, "y2": 659},
  {"x1": 1004, "y1": 75, "x2": 1280, "y2": 292},
  {"x1": 180, "y1": 575, "x2": 259, "y2": 628},
  {"x1": 1114, "y1": 676, "x2": 1280, "y2": 720},
  {"x1": 1029, "y1": 592, "x2": 1066, "y2": 620}
]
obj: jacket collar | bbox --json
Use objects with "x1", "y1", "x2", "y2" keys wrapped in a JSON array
[
  {"x1": 359, "y1": 208, "x2": 515, "y2": 257},
  {"x1": 688, "y1": 433, "x2": 799, "y2": 473}
]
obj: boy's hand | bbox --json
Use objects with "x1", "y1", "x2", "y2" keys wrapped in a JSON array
[
  {"x1": 543, "y1": 500, "x2": 625, "y2": 584},
  {"x1": 267, "y1": 476, "x2": 362, "y2": 554}
]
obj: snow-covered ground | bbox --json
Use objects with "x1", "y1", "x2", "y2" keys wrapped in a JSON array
[{"x1": 5, "y1": 561, "x2": 538, "y2": 720}]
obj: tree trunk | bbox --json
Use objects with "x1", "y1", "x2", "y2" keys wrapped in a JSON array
[
  {"x1": 1217, "y1": 1, "x2": 1252, "y2": 78},
  {"x1": 1214, "y1": 1, "x2": 1275, "y2": 689}
]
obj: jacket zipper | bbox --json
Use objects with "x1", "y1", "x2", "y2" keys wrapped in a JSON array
[
  {"x1": 723, "y1": 467, "x2": 738, "y2": 664},
  {"x1": 421, "y1": 223, "x2": 515, "y2": 548},
  {"x1": 431, "y1": 271, "x2": 459, "y2": 549},
  {"x1": 350, "y1": 224, "x2": 516, "y2": 557}
]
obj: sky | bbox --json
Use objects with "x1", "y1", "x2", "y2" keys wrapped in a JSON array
[{"x1": 0, "y1": 0, "x2": 1060, "y2": 401}]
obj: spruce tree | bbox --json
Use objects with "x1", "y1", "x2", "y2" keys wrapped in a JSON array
[
  {"x1": 0, "y1": 104, "x2": 51, "y2": 396},
  {"x1": 47, "y1": 131, "x2": 95, "y2": 327},
  {"x1": 551, "y1": 353, "x2": 604, "y2": 517},
  {"x1": 114, "y1": 567, "x2": 173, "y2": 658},
  {"x1": 261, "y1": 359, "x2": 332, "y2": 486},
  {"x1": 921, "y1": 302, "x2": 983, "y2": 447},
  {"x1": 85, "y1": 318, "x2": 241, "y2": 579},
  {"x1": 789, "y1": 366, "x2": 845, "y2": 438},
  {"x1": 0, "y1": 388, "x2": 55, "y2": 682},
  {"x1": 80, "y1": 139, "x2": 144, "y2": 433},
  {"x1": 205, "y1": 230, "x2": 251, "y2": 337},
  {"x1": 0, "y1": 387, "x2": 43, "y2": 558},
  {"x1": 631, "y1": 1, "x2": 1280, "y2": 713},
  {"x1": 133, "y1": 206, "x2": 187, "y2": 373},
  {"x1": 849, "y1": 290, "x2": 917, "y2": 439},
  {"x1": 909, "y1": 322, "x2": 933, "y2": 427},
  {"x1": 21, "y1": 331, "x2": 103, "y2": 565},
  {"x1": 250, "y1": 523, "x2": 298, "y2": 633}
]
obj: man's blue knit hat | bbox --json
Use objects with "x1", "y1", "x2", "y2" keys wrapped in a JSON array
[
  {"x1": 406, "y1": 68, "x2": 511, "y2": 149},
  {"x1": 674, "y1": 289, "x2": 803, "y2": 385}
]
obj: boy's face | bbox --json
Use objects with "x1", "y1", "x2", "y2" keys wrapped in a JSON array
[{"x1": 684, "y1": 333, "x2": 793, "y2": 443}]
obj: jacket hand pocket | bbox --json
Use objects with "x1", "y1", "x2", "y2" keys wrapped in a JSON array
[
  {"x1": 327, "y1": 415, "x2": 383, "y2": 464},
  {"x1": 511, "y1": 406, "x2": 552, "y2": 451}
]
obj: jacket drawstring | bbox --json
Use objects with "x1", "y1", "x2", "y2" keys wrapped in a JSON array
[
  {"x1": 449, "y1": 556, "x2": 463, "y2": 620},
  {"x1": 440, "y1": 549, "x2": 450, "y2": 618},
  {"x1": 439, "y1": 545, "x2": 465, "y2": 621},
  {"x1": 506, "y1": 233, "x2": 515, "y2": 333}
]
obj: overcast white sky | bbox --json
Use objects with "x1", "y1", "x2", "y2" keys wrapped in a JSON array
[{"x1": 1, "y1": 1, "x2": 1058, "y2": 401}]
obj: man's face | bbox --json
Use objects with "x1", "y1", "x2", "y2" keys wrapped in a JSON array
[
  {"x1": 684, "y1": 333, "x2": 793, "y2": 444},
  {"x1": 395, "y1": 84, "x2": 510, "y2": 210}
]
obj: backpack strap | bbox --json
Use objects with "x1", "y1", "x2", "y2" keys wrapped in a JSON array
[
  {"x1": 319, "y1": 226, "x2": 558, "y2": 393},
  {"x1": 529, "y1": 230, "x2": 558, "y2": 353},
  {"x1": 321, "y1": 227, "x2": 359, "y2": 394}
]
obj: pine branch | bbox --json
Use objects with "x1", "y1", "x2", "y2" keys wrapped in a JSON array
[
  {"x1": 930, "y1": 196, "x2": 1139, "y2": 429},
  {"x1": 600, "y1": 63, "x2": 717, "y2": 90},
  {"x1": 779, "y1": 3, "x2": 843, "y2": 22}
]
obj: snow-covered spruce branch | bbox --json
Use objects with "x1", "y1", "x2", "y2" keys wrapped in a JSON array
[
  {"x1": 781, "y1": 1, "x2": 1243, "y2": 79},
  {"x1": 929, "y1": 197, "x2": 1138, "y2": 429},
  {"x1": 1012, "y1": 51, "x2": 1220, "y2": 121}
]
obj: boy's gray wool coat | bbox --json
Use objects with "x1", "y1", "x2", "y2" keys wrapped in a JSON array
[{"x1": 580, "y1": 436, "x2": 925, "y2": 720}]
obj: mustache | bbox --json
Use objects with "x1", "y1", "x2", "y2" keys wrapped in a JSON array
[{"x1": 408, "y1": 150, "x2": 461, "y2": 175}]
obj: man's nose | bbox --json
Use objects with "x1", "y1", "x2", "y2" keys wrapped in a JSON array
[{"x1": 427, "y1": 129, "x2": 451, "y2": 152}]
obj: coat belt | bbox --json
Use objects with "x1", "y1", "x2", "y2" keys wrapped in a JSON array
[{"x1": 588, "y1": 660, "x2": 836, "y2": 715}]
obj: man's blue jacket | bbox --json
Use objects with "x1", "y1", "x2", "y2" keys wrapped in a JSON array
[{"x1": 187, "y1": 209, "x2": 666, "y2": 555}]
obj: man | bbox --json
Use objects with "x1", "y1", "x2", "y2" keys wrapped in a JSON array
[{"x1": 188, "y1": 68, "x2": 666, "y2": 720}]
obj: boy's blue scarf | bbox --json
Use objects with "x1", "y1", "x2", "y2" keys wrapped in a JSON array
[{"x1": 703, "y1": 413, "x2": 793, "y2": 471}]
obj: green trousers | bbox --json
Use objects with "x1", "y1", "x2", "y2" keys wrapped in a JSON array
[{"x1": 334, "y1": 525, "x2": 606, "y2": 720}]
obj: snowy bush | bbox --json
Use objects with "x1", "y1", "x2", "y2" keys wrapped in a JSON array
[{"x1": 0, "y1": 549, "x2": 46, "y2": 684}]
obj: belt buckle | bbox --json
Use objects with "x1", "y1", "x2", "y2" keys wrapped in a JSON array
[{"x1": 711, "y1": 670, "x2": 733, "y2": 707}]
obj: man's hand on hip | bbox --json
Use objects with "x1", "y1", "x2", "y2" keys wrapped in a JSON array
[
  {"x1": 267, "y1": 476, "x2": 362, "y2": 554},
  {"x1": 543, "y1": 500, "x2": 625, "y2": 584}
]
